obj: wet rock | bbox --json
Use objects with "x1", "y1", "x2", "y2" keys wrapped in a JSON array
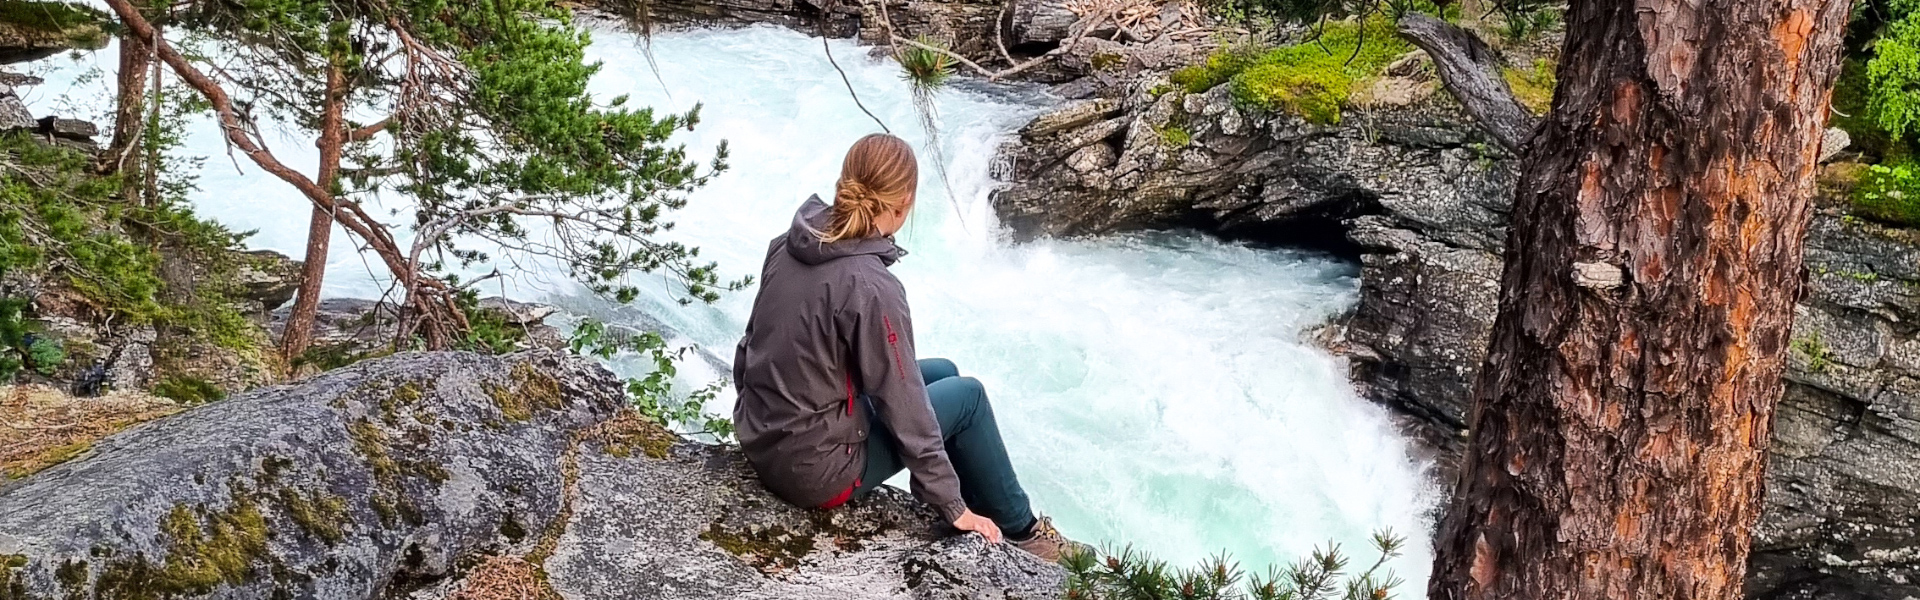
[{"x1": 477, "y1": 297, "x2": 559, "y2": 325}]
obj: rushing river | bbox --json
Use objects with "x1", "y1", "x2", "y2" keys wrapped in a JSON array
[{"x1": 24, "y1": 23, "x2": 1437, "y2": 585}]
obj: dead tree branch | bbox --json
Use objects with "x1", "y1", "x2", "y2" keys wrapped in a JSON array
[{"x1": 1397, "y1": 13, "x2": 1537, "y2": 152}]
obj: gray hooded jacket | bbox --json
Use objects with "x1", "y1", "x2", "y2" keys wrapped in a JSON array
[{"x1": 731, "y1": 196, "x2": 967, "y2": 522}]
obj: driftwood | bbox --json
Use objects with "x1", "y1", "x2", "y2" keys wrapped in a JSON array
[{"x1": 1397, "y1": 13, "x2": 1537, "y2": 152}]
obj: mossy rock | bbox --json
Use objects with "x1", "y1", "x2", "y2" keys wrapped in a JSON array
[
  {"x1": 1171, "y1": 18, "x2": 1411, "y2": 124},
  {"x1": 0, "y1": 351, "x2": 621, "y2": 598},
  {"x1": 0, "y1": 0, "x2": 108, "y2": 62}
]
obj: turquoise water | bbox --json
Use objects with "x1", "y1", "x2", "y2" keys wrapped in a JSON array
[{"x1": 23, "y1": 23, "x2": 1438, "y2": 586}]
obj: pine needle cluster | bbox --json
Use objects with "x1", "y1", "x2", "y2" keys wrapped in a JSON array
[{"x1": 1063, "y1": 530, "x2": 1407, "y2": 600}]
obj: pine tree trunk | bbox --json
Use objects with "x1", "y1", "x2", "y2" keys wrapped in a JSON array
[
  {"x1": 278, "y1": 60, "x2": 348, "y2": 364},
  {"x1": 102, "y1": 17, "x2": 150, "y2": 182},
  {"x1": 1426, "y1": 0, "x2": 1851, "y2": 598}
]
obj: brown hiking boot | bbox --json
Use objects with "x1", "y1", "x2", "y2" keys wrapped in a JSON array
[{"x1": 1010, "y1": 516, "x2": 1089, "y2": 563}]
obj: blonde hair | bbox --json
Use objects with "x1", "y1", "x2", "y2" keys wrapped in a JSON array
[{"x1": 820, "y1": 133, "x2": 918, "y2": 243}]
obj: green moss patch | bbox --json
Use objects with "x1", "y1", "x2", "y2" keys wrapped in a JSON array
[
  {"x1": 488, "y1": 362, "x2": 564, "y2": 423},
  {"x1": 152, "y1": 375, "x2": 226, "y2": 406},
  {"x1": 1169, "y1": 46, "x2": 1260, "y2": 94},
  {"x1": 278, "y1": 487, "x2": 349, "y2": 545},
  {"x1": 1169, "y1": 19, "x2": 1411, "y2": 124},
  {"x1": 700, "y1": 523, "x2": 817, "y2": 573},
  {"x1": 589, "y1": 410, "x2": 677, "y2": 460},
  {"x1": 82, "y1": 493, "x2": 274, "y2": 597},
  {"x1": 1502, "y1": 58, "x2": 1556, "y2": 115},
  {"x1": 1228, "y1": 19, "x2": 1411, "y2": 124}
]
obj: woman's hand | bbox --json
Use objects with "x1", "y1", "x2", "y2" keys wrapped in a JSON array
[{"x1": 952, "y1": 509, "x2": 1003, "y2": 543}]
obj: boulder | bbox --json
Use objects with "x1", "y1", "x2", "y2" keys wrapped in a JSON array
[
  {"x1": 0, "y1": 81, "x2": 31, "y2": 131},
  {"x1": 0, "y1": 351, "x2": 619, "y2": 597},
  {"x1": 0, "y1": 350, "x2": 1064, "y2": 599},
  {"x1": 233, "y1": 250, "x2": 303, "y2": 316},
  {"x1": 1011, "y1": 0, "x2": 1079, "y2": 46}
]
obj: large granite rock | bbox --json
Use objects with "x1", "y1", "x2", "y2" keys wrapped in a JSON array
[
  {"x1": 991, "y1": 73, "x2": 1506, "y2": 255},
  {"x1": 0, "y1": 351, "x2": 616, "y2": 597},
  {"x1": 0, "y1": 350, "x2": 1063, "y2": 599},
  {"x1": 991, "y1": 70, "x2": 1920, "y2": 599}
]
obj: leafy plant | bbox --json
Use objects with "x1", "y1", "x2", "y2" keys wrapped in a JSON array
[
  {"x1": 568, "y1": 320, "x2": 734, "y2": 440},
  {"x1": 1064, "y1": 530, "x2": 1407, "y2": 600},
  {"x1": 899, "y1": 35, "x2": 958, "y2": 92},
  {"x1": 1870, "y1": 13, "x2": 1920, "y2": 140},
  {"x1": 1792, "y1": 332, "x2": 1835, "y2": 374},
  {"x1": 1851, "y1": 161, "x2": 1920, "y2": 226}
]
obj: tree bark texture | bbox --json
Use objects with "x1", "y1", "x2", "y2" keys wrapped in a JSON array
[
  {"x1": 279, "y1": 59, "x2": 348, "y2": 362},
  {"x1": 103, "y1": 21, "x2": 150, "y2": 181},
  {"x1": 1426, "y1": 0, "x2": 1850, "y2": 598}
]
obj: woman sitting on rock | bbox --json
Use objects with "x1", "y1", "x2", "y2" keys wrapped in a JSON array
[{"x1": 731, "y1": 133, "x2": 1080, "y2": 562}]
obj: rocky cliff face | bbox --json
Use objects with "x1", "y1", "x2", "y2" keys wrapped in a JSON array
[
  {"x1": 0, "y1": 351, "x2": 1062, "y2": 599},
  {"x1": 991, "y1": 74, "x2": 1920, "y2": 599}
]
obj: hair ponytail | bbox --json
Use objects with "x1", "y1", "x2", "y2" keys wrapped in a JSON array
[{"x1": 821, "y1": 134, "x2": 918, "y2": 243}]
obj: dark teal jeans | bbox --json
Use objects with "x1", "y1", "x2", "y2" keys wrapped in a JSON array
[{"x1": 857, "y1": 358, "x2": 1037, "y2": 537}]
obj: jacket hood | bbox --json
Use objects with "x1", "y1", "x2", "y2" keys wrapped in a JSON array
[{"x1": 785, "y1": 195, "x2": 906, "y2": 266}]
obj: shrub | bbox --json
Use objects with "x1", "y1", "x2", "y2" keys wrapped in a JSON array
[
  {"x1": 1869, "y1": 14, "x2": 1920, "y2": 140},
  {"x1": 25, "y1": 336, "x2": 62, "y2": 376},
  {"x1": 0, "y1": 132, "x2": 250, "y2": 330},
  {"x1": 1851, "y1": 161, "x2": 1920, "y2": 227},
  {"x1": 1227, "y1": 18, "x2": 1412, "y2": 124}
]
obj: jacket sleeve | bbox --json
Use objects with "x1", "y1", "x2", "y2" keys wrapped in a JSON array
[{"x1": 845, "y1": 279, "x2": 967, "y2": 523}]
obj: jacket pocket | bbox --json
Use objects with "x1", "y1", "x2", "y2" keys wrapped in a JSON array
[{"x1": 827, "y1": 401, "x2": 871, "y2": 446}]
